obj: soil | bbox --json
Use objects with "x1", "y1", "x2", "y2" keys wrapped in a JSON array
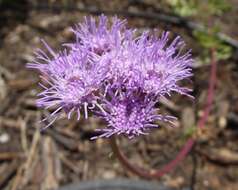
[{"x1": 0, "y1": 0, "x2": 238, "y2": 190}]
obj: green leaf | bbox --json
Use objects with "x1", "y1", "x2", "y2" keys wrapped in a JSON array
[
  {"x1": 167, "y1": 0, "x2": 198, "y2": 17},
  {"x1": 167, "y1": 0, "x2": 231, "y2": 17},
  {"x1": 193, "y1": 27, "x2": 233, "y2": 61}
]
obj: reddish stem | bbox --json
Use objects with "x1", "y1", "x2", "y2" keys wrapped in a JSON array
[{"x1": 109, "y1": 48, "x2": 217, "y2": 179}]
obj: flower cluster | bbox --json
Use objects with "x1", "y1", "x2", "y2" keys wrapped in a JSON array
[{"x1": 28, "y1": 15, "x2": 193, "y2": 139}]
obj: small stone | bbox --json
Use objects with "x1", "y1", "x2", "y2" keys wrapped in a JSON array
[
  {"x1": 0, "y1": 133, "x2": 10, "y2": 144},
  {"x1": 102, "y1": 170, "x2": 116, "y2": 179}
]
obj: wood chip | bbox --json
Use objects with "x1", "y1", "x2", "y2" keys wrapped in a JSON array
[
  {"x1": 0, "y1": 160, "x2": 19, "y2": 189},
  {"x1": 41, "y1": 136, "x2": 61, "y2": 190}
]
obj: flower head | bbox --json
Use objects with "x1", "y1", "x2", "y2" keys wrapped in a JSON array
[
  {"x1": 28, "y1": 43, "x2": 108, "y2": 127},
  {"x1": 68, "y1": 15, "x2": 127, "y2": 55},
  {"x1": 106, "y1": 31, "x2": 193, "y2": 98},
  {"x1": 93, "y1": 91, "x2": 176, "y2": 139},
  {"x1": 28, "y1": 15, "x2": 193, "y2": 138}
]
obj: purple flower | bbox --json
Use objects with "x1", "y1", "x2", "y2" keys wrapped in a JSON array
[
  {"x1": 93, "y1": 91, "x2": 176, "y2": 139},
  {"x1": 28, "y1": 15, "x2": 193, "y2": 138},
  {"x1": 106, "y1": 31, "x2": 193, "y2": 98},
  {"x1": 28, "y1": 42, "x2": 109, "y2": 128},
  {"x1": 67, "y1": 15, "x2": 127, "y2": 55}
]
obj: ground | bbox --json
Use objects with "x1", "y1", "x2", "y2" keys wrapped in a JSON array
[{"x1": 0, "y1": 0, "x2": 238, "y2": 190}]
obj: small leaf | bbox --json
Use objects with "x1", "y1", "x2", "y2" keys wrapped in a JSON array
[{"x1": 193, "y1": 28, "x2": 233, "y2": 61}]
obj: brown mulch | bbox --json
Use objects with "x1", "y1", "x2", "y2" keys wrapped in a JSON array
[{"x1": 0, "y1": 0, "x2": 238, "y2": 190}]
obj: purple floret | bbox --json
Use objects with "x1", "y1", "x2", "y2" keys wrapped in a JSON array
[
  {"x1": 106, "y1": 31, "x2": 193, "y2": 98},
  {"x1": 67, "y1": 15, "x2": 127, "y2": 55},
  {"x1": 93, "y1": 91, "x2": 176, "y2": 139},
  {"x1": 28, "y1": 43, "x2": 109, "y2": 128},
  {"x1": 28, "y1": 15, "x2": 193, "y2": 138}
]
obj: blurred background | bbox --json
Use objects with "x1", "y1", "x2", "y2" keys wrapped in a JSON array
[{"x1": 0, "y1": 0, "x2": 238, "y2": 190}]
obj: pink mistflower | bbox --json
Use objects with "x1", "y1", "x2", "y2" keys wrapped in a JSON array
[{"x1": 28, "y1": 15, "x2": 193, "y2": 138}]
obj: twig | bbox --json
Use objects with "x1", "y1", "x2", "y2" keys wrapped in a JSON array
[
  {"x1": 196, "y1": 148, "x2": 238, "y2": 166},
  {"x1": 0, "y1": 160, "x2": 19, "y2": 189},
  {"x1": 0, "y1": 117, "x2": 19, "y2": 129},
  {"x1": 11, "y1": 129, "x2": 41, "y2": 190},
  {"x1": 109, "y1": 48, "x2": 217, "y2": 179},
  {"x1": 0, "y1": 65, "x2": 14, "y2": 80},
  {"x1": 45, "y1": 129, "x2": 78, "y2": 151},
  {"x1": 26, "y1": 3, "x2": 238, "y2": 49},
  {"x1": 20, "y1": 118, "x2": 29, "y2": 153},
  {"x1": 8, "y1": 79, "x2": 37, "y2": 91},
  {"x1": 41, "y1": 137, "x2": 61, "y2": 190},
  {"x1": 59, "y1": 153, "x2": 81, "y2": 175},
  {"x1": 2, "y1": 3, "x2": 237, "y2": 48},
  {"x1": 0, "y1": 152, "x2": 24, "y2": 160}
]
